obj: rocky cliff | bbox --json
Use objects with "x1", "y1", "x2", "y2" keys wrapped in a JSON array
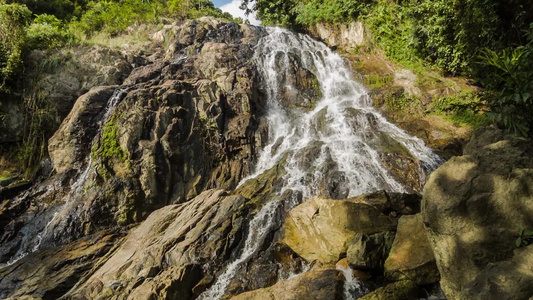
[{"x1": 1, "y1": 16, "x2": 531, "y2": 300}]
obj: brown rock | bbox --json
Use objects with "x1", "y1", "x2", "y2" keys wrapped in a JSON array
[
  {"x1": 359, "y1": 280, "x2": 418, "y2": 300},
  {"x1": 230, "y1": 269, "x2": 344, "y2": 300},
  {"x1": 384, "y1": 214, "x2": 439, "y2": 285},
  {"x1": 281, "y1": 197, "x2": 396, "y2": 263}
]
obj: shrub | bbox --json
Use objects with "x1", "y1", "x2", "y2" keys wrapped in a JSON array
[
  {"x1": 0, "y1": 3, "x2": 31, "y2": 92},
  {"x1": 479, "y1": 25, "x2": 533, "y2": 136},
  {"x1": 27, "y1": 14, "x2": 72, "y2": 49},
  {"x1": 295, "y1": 0, "x2": 370, "y2": 25}
]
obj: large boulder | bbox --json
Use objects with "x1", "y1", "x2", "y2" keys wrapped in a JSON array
[
  {"x1": 0, "y1": 229, "x2": 127, "y2": 300},
  {"x1": 1, "y1": 19, "x2": 270, "y2": 266},
  {"x1": 68, "y1": 189, "x2": 251, "y2": 299},
  {"x1": 230, "y1": 268, "x2": 344, "y2": 300},
  {"x1": 423, "y1": 127, "x2": 533, "y2": 299},
  {"x1": 384, "y1": 214, "x2": 439, "y2": 285},
  {"x1": 281, "y1": 197, "x2": 396, "y2": 263}
]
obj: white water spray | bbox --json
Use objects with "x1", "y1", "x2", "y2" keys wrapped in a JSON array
[{"x1": 200, "y1": 27, "x2": 441, "y2": 299}]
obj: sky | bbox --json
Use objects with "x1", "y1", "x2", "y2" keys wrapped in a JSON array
[{"x1": 213, "y1": 0, "x2": 261, "y2": 26}]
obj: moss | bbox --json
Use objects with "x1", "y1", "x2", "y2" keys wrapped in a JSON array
[
  {"x1": 364, "y1": 73, "x2": 392, "y2": 87},
  {"x1": 94, "y1": 113, "x2": 126, "y2": 162}
]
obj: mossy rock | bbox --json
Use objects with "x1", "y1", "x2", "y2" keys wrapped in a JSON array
[{"x1": 359, "y1": 280, "x2": 418, "y2": 300}]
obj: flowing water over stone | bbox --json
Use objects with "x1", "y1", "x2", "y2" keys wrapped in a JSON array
[
  {"x1": 0, "y1": 88, "x2": 128, "y2": 269},
  {"x1": 201, "y1": 27, "x2": 441, "y2": 299}
]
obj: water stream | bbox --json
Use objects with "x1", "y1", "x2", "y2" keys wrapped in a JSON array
[
  {"x1": 200, "y1": 27, "x2": 442, "y2": 299},
  {"x1": 0, "y1": 88, "x2": 128, "y2": 269}
]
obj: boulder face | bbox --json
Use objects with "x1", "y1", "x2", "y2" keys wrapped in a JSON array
[
  {"x1": 309, "y1": 22, "x2": 365, "y2": 51},
  {"x1": 68, "y1": 189, "x2": 250, "y2": 300},
  {"x1": 0, "y1": 228, "x2": 128, "y2": 300},
  {"x1": 384, "y1": 214, "x2": 439, "y2": 285},
  {"x1": 423, "y1": 127, "x2": 533, "y2": 299},
  {"x1": 230, "y1": 268, "x2": 344, "y2": 300},
  {"x1": 281, "y1": 197, "x2": 397, "y2": 263},
  {"x1": 48, "y1": 86, "x2": 117, "y2": 174}
]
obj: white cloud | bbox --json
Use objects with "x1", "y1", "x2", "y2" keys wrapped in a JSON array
[{"x1": 220, "y1": 0, "x2": 261, "y2": 26}]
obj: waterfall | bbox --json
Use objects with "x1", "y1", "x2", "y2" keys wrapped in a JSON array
[
  {"x1": 0, "y1": 88, "x2": 128, "y2": 269},
  {"x1": 199, "y1": 27, "x2": 441, "y2": 299}
]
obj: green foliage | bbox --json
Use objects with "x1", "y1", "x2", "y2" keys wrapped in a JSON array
[
  {"x1": 364, "y1": 73, "x2": 392, "y2": 87},
  {"x1": 2, "y1": 0, "x2": 88, "y2": 20},
  {"x1": 295, "y1": 0, "x2": 369, "y2": 25},
  {"x1": 516, "y1": 226, "x2": 533, "y2": 248},
  {"x1": 71, "y1": 0, "x2": 162, "y2": 36},
  {"x1": 27, "y1": 14, "x2": 73, "y2": 48},
  {"x1": 364, "y1": 1, "x2": 421, "y2": 67},
  {"x1": 479, "y1": 25, "x2": 533, "y2": 136},
  {"x1": 0, "y1": 3, "x2": 31, "y2": 92},
  {"x1": 241, "y1": 0, "x2": 297, "y2": 27},
  {"x1": 432, "y1": 92, "x2": 491, "y2": 128}
]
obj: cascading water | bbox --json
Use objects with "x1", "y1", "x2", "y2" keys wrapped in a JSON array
[
  {"x1": 200, "y1": 27, "x2": 442, "y2": 299},
  {"x1": 0, "y1": 88, "x2": 128, "y2": 269}
]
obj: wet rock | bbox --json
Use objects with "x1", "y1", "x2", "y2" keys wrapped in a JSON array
[
  {"x1": 281, "y1": 197, "x2": 396, "y2": 263},
  {"x1": 48, "y1": 86, "x2": 117, "y2": 174},
  {"x1": 347, "y1": 231, "x2": 395, "y2": 271},
  {"x1": 230, "y1": 268, "x2": 344, "y2": 300},
  {"x1": 359, "y1": 280, "x2": 418, "y2": 300},
  {"x1": 273, "y1": 52, "x2": 322, "y2": 111},
  {"x1": 25, "y1": 46, "x2": 133, "y2": 121},
  {"x1": 423, "y1": 127, "x2": 533, "y2": 299},
  {"x1": 384, "y1": 214, "x2": 439, "y2": 285},
  {"x1": 0, "y1": 228, "x2": 127, "y2": 300}
]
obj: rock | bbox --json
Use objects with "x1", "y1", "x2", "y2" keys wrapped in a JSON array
[
  {"x1": 48, "y1": 86, "x2": 117, "y2": 174},
  {"x1": 359, "y1": 280, "x2": 418, "y2": 300},
  {"x1": 0, "y1": 94, "x2": 24, "y2": 143},
  {"x1": 349, "y1": 191, "x2": 421, "y2": 217},
  {"x1": 3, "y1": 19, "x2": 270, "y2": 259},
  {"x1": 393, "y1": 69, "x2": 420, "y2": 97},
  {"x1": 274, "y1": 52, "x2": 321, "y2": 111},
  {"x1": 0, "y1": 229, "x2": 127, "y2": 300},
  {"x1": 281, "y1": 197, "x2": 396, "y2": 263},
  {"x1": 347, "y1": 231, "x2": 395, "y2": 271},
  {"x1": 26, "y1": 46, "x2": 133, "y2": 121},
  {"x1": 461, "y1": 245, "x2": 533, "y2": 300},
  {"x1": 68, "y1": 190, "x2": 251, "y2": 299},
  {"x1": 384, "y1": 214, "x2": 439, "y2": 285},
  {"x1": 230, "y1": 269, "x2": 344, "y2": 300},
  {"x1": 310, "y1": 22, "x2": 365, "y2": 51},
  {"x1": 423, "y1": 127, "x2": 533, "y2": 299}
]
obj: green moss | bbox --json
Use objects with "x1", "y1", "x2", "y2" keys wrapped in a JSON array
[
  {"x1": 441, "y1": 111, "x2": 492, "y2": 129},
  {"x1": 364, "y1": 73, "x2": 392, "y2": 87},
  {"x1": 431, "y1": 91, "x2": 492, "y2": 129},
  {"x1": 95, "y1": 114, "x2": 125, "y2": 161},
  {"x1": 385, "y1": 92, "x2": 420, "y2": 113}
]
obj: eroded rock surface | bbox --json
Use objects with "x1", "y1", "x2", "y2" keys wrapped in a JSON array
[
  {"x1": 68, "y1": 189, "x2": 249, "y2": 299},
  {"x1": 423, "y1": 127, "x2": 533, "y2": 299}
]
